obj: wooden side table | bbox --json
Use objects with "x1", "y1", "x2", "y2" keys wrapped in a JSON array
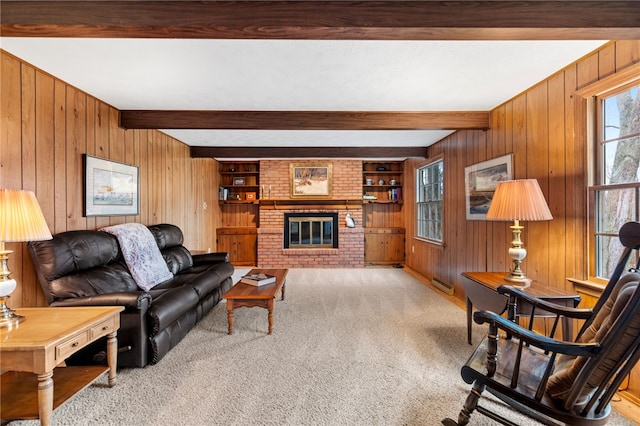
[
  {"x1": 0, "y1": 306, "x2": 123, "y2": 425},
  {"x1": 461, "y1": 272, "x2": 580, "y2": 344}
]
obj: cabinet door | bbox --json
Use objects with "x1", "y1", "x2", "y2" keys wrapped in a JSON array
[
  {"x1": 364, "y1": 233, "x2": 386, "y2": 263},
  {"x1": 217, "y1": 234, "x2": 236, "y2": 260},
  {"x1": 385, "y1": 233, "x2": 405, "y2": 262},
  {"x1": 235, "y1": 233, "x2": 257, "y2": 265}
]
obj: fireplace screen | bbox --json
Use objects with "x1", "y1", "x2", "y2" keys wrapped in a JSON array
[{"x1": 284, "y1": 213, "x2": 338, "y2": 249}]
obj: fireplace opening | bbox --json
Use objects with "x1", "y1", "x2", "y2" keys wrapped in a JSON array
[{"x1": 284, "y1": 213, "x2": 338, "y2": 249}]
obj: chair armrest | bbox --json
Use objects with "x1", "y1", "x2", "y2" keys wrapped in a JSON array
[
  {"x1": 192, "y1": 252, "x2": 229, "y2": 265},
  {"x1": 473, "y1": 310, "x2": 601, "y2": 357},
  {"x1": 50, "y1": 292, "x2": 151, "y2": 312},
  {"x1": 498, "y1": 285, "x2": 592, "y2": 320}
]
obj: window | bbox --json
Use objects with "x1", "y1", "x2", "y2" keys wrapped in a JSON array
[
  {"x1": 590, "y1": 82, "x2": 640, "y2": 279},
  {"x1": 416, "y1": 159, "x2": 444, "y2": 243}
]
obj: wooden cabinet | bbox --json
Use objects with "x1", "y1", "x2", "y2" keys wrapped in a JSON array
[
  {"x1": 219, "y1": 161, "x2": 260, "y2": 203},
  {"x1": 364, "y1": 228, "x2": 405, "y2": 265},
  {"x1": 218, "y1": 161, "x2": 260, "y2": 266},
  {"x1": 217, "y1": 227, "x2": 257, "y2": 266},
  {"x1": 362, "y1": 161, "x2": 405, "y2": 265}
]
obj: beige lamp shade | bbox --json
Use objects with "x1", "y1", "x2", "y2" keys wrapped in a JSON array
[
  {"x1": 486, "y1": 179, "x2": 553, "y2": 222},
  {"x1": 0, "y1": 189, "x2": 52, "y2": 242}
]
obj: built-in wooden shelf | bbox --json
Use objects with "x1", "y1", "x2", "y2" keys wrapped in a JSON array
[
  {"x1": 363, "y1": 200, "x2": 403, "y2": 204},
  {"x1": 218, "y1": 200, "x2": 260, "y2": 205}
]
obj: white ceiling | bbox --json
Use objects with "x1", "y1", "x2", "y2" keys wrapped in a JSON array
[{"x1": 1, "y1": 38, "x2": 606, "y2": 151}]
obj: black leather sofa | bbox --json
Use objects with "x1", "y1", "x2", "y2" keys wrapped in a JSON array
[{"x1": 28, "y1": 224, "x2": 234, "y2": 368}]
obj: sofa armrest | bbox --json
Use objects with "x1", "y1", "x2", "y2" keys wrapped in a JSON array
[
  {"x1": 192, "y1": 252, "x2": 229, "y2": 265},
  {"x1": 51, "y1": 292, "x2": 151, "y2": 312}
]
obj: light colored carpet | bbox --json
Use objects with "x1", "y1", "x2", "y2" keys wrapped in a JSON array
[{"x1": 9, "y1": 268, "x2": 637, "y2": 425}]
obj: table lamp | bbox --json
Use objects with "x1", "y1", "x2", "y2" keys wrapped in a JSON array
[
  {"x1": 0, "y1": 189, "x2": 52, "y2": 328},
  {"x1": 485, "y1": 179, "x2": 553, "y2": 283}
]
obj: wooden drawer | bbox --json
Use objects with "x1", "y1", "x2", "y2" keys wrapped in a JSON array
[
  {"x1": 90, "y1": 318, "x2": 116, "y2": 340},
  {"x1": 56, "y1": 332, "x2": 89, "y2": 360}
]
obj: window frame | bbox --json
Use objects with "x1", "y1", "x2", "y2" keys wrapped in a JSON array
[
  {"x1": 415, "y1": 156, "x2": 444, "y2": 245},
  {"x1": 588, "y1": 80, "x2": 640, "y2": 281}
]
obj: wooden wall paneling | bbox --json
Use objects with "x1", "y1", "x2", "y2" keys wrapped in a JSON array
[
  {"x1": 20, "y1": 61, "x2": 37, "y2": 308},
  {"x1": 0, "y1": 54, "x2": 22, "y2": 189},
  {"x1": 614, "y1": 40, "x2": 640, "y2": 69},
  {"x1": 149, "y1": 131, "x2": 162, "y2": 224},
  {"x1": 53, "y1": 80, "x2": 67, "y2": 234},
  {"x1": 488, "y1": 104, "x2": 508, "y2": 273},
  {"x1": 124, "y1": 129, "x2": 138, "y2": 224},
  {"x1": 65, "y1": 85, "x2": 87, "y2": 231},
  {"x1": 563, "y1": 65, "x2": 581, "y2": 284},
  {"x1": 93, "y1": 102, "x2": 111, "y2": 229},
  {"x1": 442, "y1": 132, "x2": 458, "y2": 287},
  {"x1": 138, "y1": 129, "x2": 150, "y2": 226},
  {"x1": 548, "y1": 72, "x2": 568, "y2": 289},
  {"x1": 84, "y1": 97, "x2": 97, "y2": 231},
  {"x1": 577, "y1": 52, "x2": 600, "y2": 91},
  {"x1": 0, "y1": 54, "x2": 25, "y2": 310},
  {"x1": 34, "y1": 70, "x2": 55, "y2": 306},
  {"x1": 598, "y1": 43, "x2": 617, "y2": 79},
  {"x1": 473, "y1": 130, "x2": 489, "y2": 273},
  {"x1": 524, "y1": 82, "x2": 551, "y2": 283},
  {"x1": 108, "y1": 107, "x2": 125, "y2": 226}
]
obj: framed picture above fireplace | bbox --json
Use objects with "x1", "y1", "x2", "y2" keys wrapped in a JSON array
[{"x1": 290, "y1": 164, "x2": 332, "y2": 197}]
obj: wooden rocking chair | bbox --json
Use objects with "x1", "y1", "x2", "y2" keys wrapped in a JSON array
[{"x1": 443, "y1": 221, "x2": 640, "y2": 426}]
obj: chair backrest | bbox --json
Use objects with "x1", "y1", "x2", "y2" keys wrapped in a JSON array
[{"x1": 546, "y1": 221, "x2": 640, "y2": 414}]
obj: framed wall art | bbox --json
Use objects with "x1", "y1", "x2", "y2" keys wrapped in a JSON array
[
  {"x1": 290, "y1": 164, "x2": 332, "y2": 197},
  {"x1": 464, "y1": 154, "x2": 513, "y2": 220},
  {"x1": 84, "y1": 154, "x2": 139, "y2": 216},
  {"x1": 233, "y1": 177, "x2": 246, "y2": 186}
]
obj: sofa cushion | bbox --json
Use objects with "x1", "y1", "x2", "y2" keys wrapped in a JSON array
[
  {"x1": 147, "y1": 286, "x2": 199, "y2": 336},
  {"x1": 162, "y1": 246, "x2": 194, "y2": 274},
  {"x1": 546, "y1": 273, "x2": 640, "y2": 403},
  {"x1": 148, "y1": 224, "x2": 184, "y2": 249},
  {"x1": 28, "y1": 230, "x2": 120, "y2": 281},
  {"x1": 50, "y1": 262, "x2": 139, "y2": 300}
]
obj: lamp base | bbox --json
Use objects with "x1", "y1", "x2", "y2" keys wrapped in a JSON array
[
  {"x1": 503, "y1": 271, "x2": 531, "y2": 286},
  {"x1": 0, "y1": 311, "x2": 25, "y2": 328}
]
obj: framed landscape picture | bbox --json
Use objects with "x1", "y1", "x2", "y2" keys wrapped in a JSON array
[
  {"x1": 84, "y1": 154, "x2": 139, "y2": 216},
  {"x1": 290, "y1": 164, "x2": 332, "y2": 197},
  {"x1": 464, "y1": 154, "x2": 512, "y2": 220}
]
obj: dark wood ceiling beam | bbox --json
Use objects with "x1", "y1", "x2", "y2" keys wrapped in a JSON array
[
  {"x1": 121, "y1": 111, "x2": 489, "y2": 131},
  {"x1": 2, "y1": 1, "x2": 639, "y2": 40},
  {"x1": 190, "y1": 146, "x2": 427, "y2": 159}
]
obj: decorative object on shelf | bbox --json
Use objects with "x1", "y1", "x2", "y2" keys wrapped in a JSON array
[
  {"x1": 486, "y1": 179, "x2": 553, "y2": 283},
  {"x1": 365, "y1": 179, "x2": 374, "y2": 185},
  {"x1": 378, "y1": 179, "x2": 385, "y2": 185},
  {"x1": 363, "y1": 194, "x2": 377, "y2": 200},
  {"x1": 246, "y1": 192, "x2": 256, "y2": 201},
  {"x1": 389, "y1": 179, "x2": 397, "y2": 185},
  {"x1": 84, "y1": 154, "x2": 139, "y2": 217},
  {"x1": 376, "y1": 166, "x2": 386, "y2": 171},
  {"x1": 345, "y1": 213, "x2": 356, "y2": 228},
  {"x1": 290, "y1": 164, "x2": 332, "y2": 197},
  {"x1": 232, "y1": 177, "x2": 246, "y2": 186},
  {"x1": 0, "y1": 189, "x2": 52, "y2": 328},
  {"x1": 229, "y1": 168, "x2": 235, "y2": 172},
  {"x1": 464, "y1": 154, "x2": 513, "y2": 220}
]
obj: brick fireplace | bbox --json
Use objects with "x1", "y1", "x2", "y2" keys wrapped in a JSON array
[{"x1": 256, "y1": 160, "x2": 365, "y2": 268}]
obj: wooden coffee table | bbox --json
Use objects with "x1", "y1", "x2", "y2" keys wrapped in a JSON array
[{"x1": 222, "y1": 268, "x2": 288, "y2": 335}]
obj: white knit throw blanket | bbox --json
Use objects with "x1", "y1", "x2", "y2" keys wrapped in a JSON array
[{"x1": 101, "y1": 223, "x2": 173, "y2": 291}]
